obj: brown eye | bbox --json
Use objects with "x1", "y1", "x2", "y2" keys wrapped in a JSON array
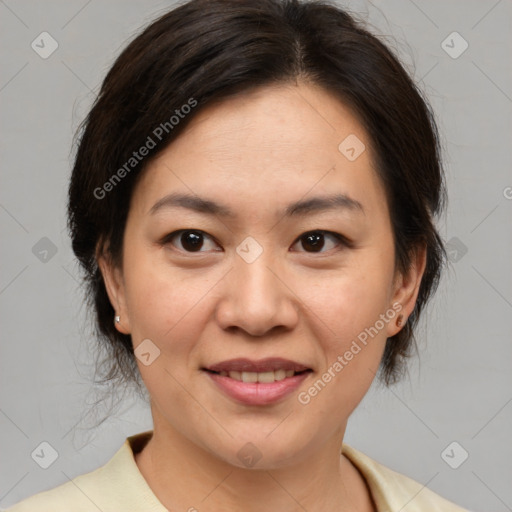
[
  {"x1": 292, "y1": 230, "x2": 348, "y2": 253},
  {"x1": 165, "y1": 230, "x2": 220, "y2": 253}
]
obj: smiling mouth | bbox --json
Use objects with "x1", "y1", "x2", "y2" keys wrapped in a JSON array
[
  {"x1": 203, "y1": 368, "x2": 312, "y2": 383},
  {"x1": 203, "y1": 366, "x2": 313, "y2": 406}
]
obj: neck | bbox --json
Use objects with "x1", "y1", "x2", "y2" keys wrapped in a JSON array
[{"x1": 134, "y1": 415, "x2": 374, "y2": 512}]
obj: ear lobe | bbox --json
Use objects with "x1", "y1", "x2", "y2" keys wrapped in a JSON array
[
  {"x1": 96, "y1": 248, "x2": 131, "y2": 335},
  {"x1": 388, "y1": 244, "x2": 427, "y2": 337}
]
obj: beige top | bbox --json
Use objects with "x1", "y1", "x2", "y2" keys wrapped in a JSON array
[{"x1": 5, "y1": 430, "x2": 471, "y2": 511}]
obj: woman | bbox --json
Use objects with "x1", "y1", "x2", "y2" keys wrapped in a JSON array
[{"x1": 7, "y1": 0, "x2": 471, "y2": 510}]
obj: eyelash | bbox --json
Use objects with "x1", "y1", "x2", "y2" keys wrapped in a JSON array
[{"x1": 160, "y1": 229, "x2": 352, "y2": 255}]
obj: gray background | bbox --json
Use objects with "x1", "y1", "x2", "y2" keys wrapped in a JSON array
[{"x1": 1, "y1": 1, "x2": 511, "y2": 510}]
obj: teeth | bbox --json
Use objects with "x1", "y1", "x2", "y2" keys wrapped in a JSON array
[
  {"x1": 274, "y1": 369, "x2": 286, "y2": 381},
  {"x1": 224, "y1": 370, "x2": 298, "y2": 382},
  {"x1": 257, "y1": 371, "x2": 275, "y2": 383},
  {"x1": 242, "y1": 371, "x2": 258, "y2": 383}
]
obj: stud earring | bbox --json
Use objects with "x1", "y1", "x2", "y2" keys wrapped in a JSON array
[
  {"x1": 114, "y1": 315, "x2": 120, "y2": 324},
  {"x1": 396, "y1": 314, "x2": 404, "y2": 328}
]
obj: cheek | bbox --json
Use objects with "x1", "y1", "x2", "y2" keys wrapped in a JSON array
[
  {"x1": 298, "y1": 277, "x2": 390, "y2": 423},
  {"x1": 308, "y1": 258, "x2": 393, "y2": 344},
  {"x1": 123, "y1": 263, "x2": 211, "y2": 404},
  {"x1": 122, "y1": 249, "x2": 217, "y2": 366},
  {"x1": 121, "y1": 252, "x2": 190, "y2": 346},
  {"x1": 299, "y1": 254, "x2": 393, "y2": 407}
]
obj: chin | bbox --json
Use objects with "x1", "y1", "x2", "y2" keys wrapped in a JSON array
[{"x1": 204, "y1": 429, "x2": 316, "y2": 470}]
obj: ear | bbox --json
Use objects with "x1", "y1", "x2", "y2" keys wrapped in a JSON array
[
  {"x1": 96, "y1": 244, "x2": 131, "y2": 335},
  {"x1": 387, "y1": 244, "x2": 427, "y2": 337}
]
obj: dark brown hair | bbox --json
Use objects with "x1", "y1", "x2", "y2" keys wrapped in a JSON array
[{"x1": 68, "y1": 0, "x2": 446, "y2": 398}]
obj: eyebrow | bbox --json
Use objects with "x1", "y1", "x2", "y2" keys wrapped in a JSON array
[{"x1": 149, "y1": 192, "x2": 364, "y2": 218}]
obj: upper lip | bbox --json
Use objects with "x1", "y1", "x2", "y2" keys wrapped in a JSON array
[{"x1": 204, "y1": 358, "x2": 311, "y2": 373}]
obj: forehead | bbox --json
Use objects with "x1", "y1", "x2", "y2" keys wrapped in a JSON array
[
  {"x1": 132, "y1": 82, "x2": 388, "y2": 221},
  {"x1": 171, "y1": 83, "x2": 367, "y2": 168}
]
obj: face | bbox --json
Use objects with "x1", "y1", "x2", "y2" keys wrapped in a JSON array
[{"x1": 100, "y1": 82, "x2": 425, "y2": 469}]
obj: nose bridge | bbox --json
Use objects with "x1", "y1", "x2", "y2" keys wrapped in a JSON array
[
  {"x1": 238, "y1": 251, "x2": 279, "y2": 305},
  {"x1": 215, "y1": 247, "x2": 298, "y2": 336}
]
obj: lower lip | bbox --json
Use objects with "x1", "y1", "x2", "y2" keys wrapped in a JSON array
[{"x1": 205, "y1": 371, "x2": 311, "y2": 406}]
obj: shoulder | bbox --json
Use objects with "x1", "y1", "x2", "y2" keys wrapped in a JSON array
[
  {"x1": 3, "y1": 465, "x2": 109, "y2": 512},
  {"x1": 342, "y1": 443, "x2": 473, "y2": 512},
  {"x1": 4, "y1": 431, "x2": 163, "y2": 512}
]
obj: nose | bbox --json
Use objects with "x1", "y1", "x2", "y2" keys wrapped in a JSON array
[{"x1": 214, "y1": 254, "x2": 299, "y2": 337}]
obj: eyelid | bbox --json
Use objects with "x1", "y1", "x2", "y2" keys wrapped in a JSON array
[
  {"x1": 160, "y1": 229, "x2": 353, "y2": 254},
  {"x1": 159, "y1": 229, "x2": 221, "y2": 252},
  {"x1": 290, "y1": 230, "x2": 353, "y2": 253}
]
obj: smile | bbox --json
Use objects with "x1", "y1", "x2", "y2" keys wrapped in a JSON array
[
  {"x1": 214, "y1": 369, "x2": 301, "y2": 383},
  {"x1": 202, "y1": 358, "x2": 313, "y2": 405}
]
